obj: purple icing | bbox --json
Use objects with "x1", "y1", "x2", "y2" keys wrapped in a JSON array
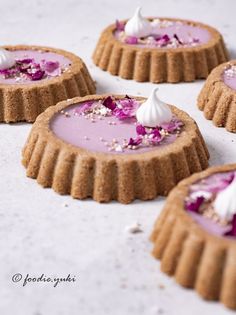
[
  {"x1": 185, "y1": 171, "x2": 236, "y2": 239},
  {"x1": 222, "y1": 65, "x2": 236, "y2": 91},
  {"x1": 0, "y1": 50, "x2": 71, "y2": 85},
  {"x1": 50, "y1": 100, "x2": 181, "y2": 155},
  {"x1": 114, "y1": 20, "x2": 211, "y2": 49}
]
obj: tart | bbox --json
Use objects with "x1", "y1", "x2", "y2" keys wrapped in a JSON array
[
  {"x1": 22, "y1": 90, "x2": 209, "y2": 203},
  {"x1": 92, "y1": 7, "x2": 228, "y2": 83},
  {"x1": 151, "y1": 164, "x2": 236, "y2": 310},
  {"x1": 198, "y1": 60, "x2": 236, "y2": 132},
  {"x1": 0, "y1": 45, "x2": 95, "y2": 123}
]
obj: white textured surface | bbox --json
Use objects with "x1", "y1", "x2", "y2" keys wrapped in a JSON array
[{"x1": 0, "y1": 0, "x2": 236, "y2": 314}]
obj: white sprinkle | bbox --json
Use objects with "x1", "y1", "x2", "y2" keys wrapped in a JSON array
[
  {"x1": 115, "y1": 145, "x2": 123, "y2": 152},
  {"x1": 84, "y1": 136, "x2": 89, "y2": 140}
]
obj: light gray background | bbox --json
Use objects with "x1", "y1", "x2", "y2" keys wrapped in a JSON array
[{"x1": 0, "y1": 0, "x2": 236, "y2": 314}]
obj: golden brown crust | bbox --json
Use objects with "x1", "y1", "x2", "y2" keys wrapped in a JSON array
[
  {"x1": 151, "y1": 164, "x2": 236, "y2": 310},
  {"x1": 22, "y1": 94, "x2": 209, "y2": 204},
  {"x1": 0, "y1": 45, "x2": 96, "y2": 123},
  {"x1": 92, "y1": 18, "x2": 229, "y2": 83},
  {"x1": 197, "y1": 60, "x2": 236, "y2": 132}
]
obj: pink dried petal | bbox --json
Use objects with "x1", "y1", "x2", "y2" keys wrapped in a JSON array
[
  {"x1": 102, "y1": 96, "x2": 116, "y2": 110},
  {"x1": 28, "y1": 69, "x2": 45, "y2": 81},
  {"x1": 226, "y1": 215, "x2": 236, "y2": 236},
  {"x1": 16, "y1": 58, "x2": 33, "y2": 64},
  {"x1": 74, "y1": 101, "x2": 94, "y2": 114},
  {"x1": 128, "y1": 137, "x2": 142, "y2": 146},
  {"x1": 125, "y1": 36, "x2": 138, "y2": 44},
  {"x1": 42, "y1": 60, "x2": 60, "y2": 73},
  {"x1": 173, "y1": 33, "x2": 183, "y2": 45},
  {"x1": 136, "y1": 124, "x2": 146, "y2": 135},
  {"x1": 185, "y1": 196, "x2": 205, "y2": 212},
  {"x1": 151, "y1": 128, "x2": 161, "y2": 139},
  {"x1": 156, "y1": 34, "x2": 170, "y2": 46},
  {"x1": 114, "y1": 98, "x2": 139, "y2": 120},
  {"x1": 116, "y1": 20, "x2": 125, "y2": 31},
  {"x1": 161, "y1": 119, "x2": 183, "y2": 133}
]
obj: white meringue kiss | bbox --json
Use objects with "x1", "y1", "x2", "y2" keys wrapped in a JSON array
[
  {"x1": 214, "y1": 175, "x2": 236, "y2": 221},
  {"x1": 0, "y1": 48, "x2": 15, "y2": 70},
  {"x1": 124, "y1": 7, "x2": 152, "y2": 38},
  {"x1": 136, "y1": 88, "x2": 172, "y2": 127}
]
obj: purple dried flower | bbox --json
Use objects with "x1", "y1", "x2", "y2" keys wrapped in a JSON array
[
  {"x1": 74, "y1": 101, "x2": 94, "y2": 115},
  {"x1": 113, "y1": 98, "x2": 139, "y2": 120},
  {"x1": 151, "y1": 128, "x2": 162, "y2": 139},
  {"x1": 16, "y1": 58, "x2": 33, "y2": 64},
  {"x1": 125, "y1": 36, "x2": 138, "y2": 45},
  {"x1": 226, "y1": 215, "x2": 236, "y2": 237},
  {"x1": 125, "y1": 94, "x2": 131, "y2": 99},
  {"x1": 42, "y1": 60, "x2": 60, "y2": 73},
  {"x1": 29, "y1": 69, "x2": 45, "y2": 81},
  {"x1": 136, "y1": 124, "x2": 146, "y2": 135},
  {"x1": 185, "y1": 196, "x2": 205, "y2": 212},
  {"x1": 0, "y1": 68, "x2": 17, "y2": 78},
  {"x1": 116, "y1": 19, "x2": 125, "y2": 31},
  {"x1": 102, "y1": 96, "x2": 116, "y2": 110},
  {"x1": 173, "y1": 33, "x2": 183, "y2": 45},
  {"x1": 128, "y1": 137, "x2": 142, "y2": 146},
  {"x1": 161, "y1": 119, "x2": 183, "y2": 132},
  {"x1": 156, "y1": 34, "x2": 170, "y2": 46}
]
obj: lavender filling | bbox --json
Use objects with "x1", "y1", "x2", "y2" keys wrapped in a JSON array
[
  {"x1": 185, "y1": 171, "x2": 236, "y2": 238},
  {"x1": 0, "y1": 50, "x2": 71, "y2": 84},
  {"x1": 222, "y1": 64, "x2": 236, "y2": 91},
  {"x1": 50, "y1": 97, "x2": 183, "y2": 155},
  {"x1": 114, "y1": 19, "x2": 211, "y2": 49}
]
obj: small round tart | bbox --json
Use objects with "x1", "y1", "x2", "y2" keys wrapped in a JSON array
[
  {"x1": 93, "y1": 15, "x2": 228, "y2": 83},
  {"x1": 22, "y1": 93, "x2": 209, "y2": 204},
  {"x1": 151, "y1": 164, "x2": 236, "y2": 310},
  {"x1": 0, "y1": 45, "x2": 95, "y2": 123},
  {"x1": 198, "y1": 60, "x2": 236, "y2": 132}
]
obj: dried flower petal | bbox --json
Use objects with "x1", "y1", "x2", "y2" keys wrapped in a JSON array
[
  {"x1": 128, "y1": 137, "x2": 142, "y2": 146},
  {"x1": 226, "y1": 214, "x2": 236, "y2": 236},
  {"x1": 102, "y1": 96, "x2": 116, "y2": 110},
  {"x1": 136, "y1": 124, "x2": 146, "y2": 135},
  {"x1": 28, "y1": 69, "x2": 45, "y2": 81},
  {"x1": 185, "y1": 196, "x2": 205, "y2": 212},
  {"x1": 116, "y1": 19, "x2": 125, "y2": 31},
  {"x1": 156, "y1": 34, "x2": 170, "y2": 46},
  {"x1": 42, "y1": 60, "x2": 60, "y2": 73},
  {"x1": 16, "y1": 58, "x2": 33, "y2": 64},
  {"x1": 114, "y1": 98, "x2": 139, "y2": 120},
  {"x1": 125, "y1": 36, "x2": 138, "y2": 45},
  {"x1": 161, "y1": 119, "x2": 183, "y2": 132},
  {"x1": 173, "y1": 33, "x2": 183, "y2": 44},
  {"x1": 74, "y1": 101, "x2": 94, "y2": 115}
]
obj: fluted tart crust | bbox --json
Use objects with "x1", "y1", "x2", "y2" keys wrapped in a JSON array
[
  {"x1": 151, "y1": 164, "x2": 236, "y2": 310},
  {"x1": 22, "y1": 94, "x2": 209, "y2": 204},
  {"x1": 198, "y1": 60, "x2": 236, "y2": 132},
  {"x1": 0, "y1": 45, "x2": 96, "y2": 123},
  {"x1": 93, "y1": 18, "x2": 228, "y2": 83}
]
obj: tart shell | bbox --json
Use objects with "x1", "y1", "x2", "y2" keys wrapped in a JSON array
[
  {"x1": 22, "y1": 94, "x2": 209, "y2": 204},
  {"x1": 0, "y1": 45, "x2": 96, "y2": 123},
  {"x1": 92, "y1": 18, "x2": 228, "y2": 83},
  {"x1": 197, "y1": 60, "x2": 236, "y2": 132},
  {"x1": 151, "y1": 164, "x2": 236, "y2": 310}
]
